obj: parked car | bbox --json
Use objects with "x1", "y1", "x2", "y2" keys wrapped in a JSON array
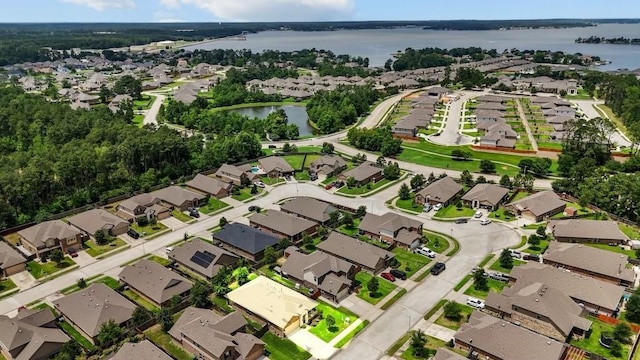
[
  {"x1": 381, "y1": 272, "x2": 396, "y2": 282},
  {"x1": 423, "y1": 204, "x2": 433, "y2": 212},
  {"x1": 523, "y1": 254, "x2": 540, "y2": 262},
  {"x1": 430, "y1": 262, "x2": 446, "y2": 275},
  {"x1": 466, "y1": 297, "x2": 485, "y2": 309},
  {"x1": 188, "y1": 208, "x2": 200, "y2": 218},
  {"x1": 253, "y1": 181, "x2": 266, "y2": 188},
  {"x1": 470, "y1": 267, "x2": 481, "y2": 275},
  {"x1": 415, "y1": 246, "x2": 436, "y2": 258},
  {"x1": 248, "y1": 205, "x2": 258, "y2": 212},
  {"x1": 68, "y1": 248, "x2": 78, "y2": 258},
  {"x1": 474, "y1": 211, "x2": 483, "y2": 218},
  {"x1": 284, "y1": 175, "x2": 292, "y2": 181},
  {"x1": 165, "y1": 246, "x2": 174, "y2": 253},
  {"x1": 390, "y1": 269, "x2": 407, "y2": 280},
  {"x1": 488, "y1": 272, "x2": 510, "y2": 282},
  {"x1": 334, "y1": 181, "x2": 345, "y2": 188},
  {"x1": 268, "y1": 145, "x2": 277, "y2": 149},
  {"x1": 127, "y1": 229, "x2": 140, "y2": 239},
  {"x1": 455, "y1": 218, "x2": 468, "y2": 224},
  {"x1": 433, "y1": 203, "x2": 443, "y2": 211},
  {"x1": 310, "y1": 174, "x2": 318, "y2": 181},
  {"x1": 325, "y1": 184, "x2": 333, "y2": 190},
  {"x1": 509, "y1": 249, "x2": 523, "y2": 259},
  {"x1": 480, "y1": 218, "x2": 492, "y2": 225}
]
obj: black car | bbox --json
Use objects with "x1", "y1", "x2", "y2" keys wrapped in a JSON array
[
  {"x1": 454, "y1": 218, "x2": 468, "y2": 224},
  {"x1": 189, "y1": 209, "x2": 200, "y2": 218},
  {"x1": 268, "y1": 145, "x2": 277, "y2": 149},
  {"x1": 389, "y1": 269, "x2": 407, "y2": 280},
  {"x1": 285, "y1": 175, "x2": 292, "y2": 181},
  {"x1": 310, "y1": 174, "x2": 318, "y2": 181},
  {"x1": 127, "y1": 229, "x2": 140, "y2": 239},
  {"x1": 430, "y1": 262, "x2": 446, "y2": 275},
  {"x1": 248, "y1": 205, "x2": 257, "y2": 212}
]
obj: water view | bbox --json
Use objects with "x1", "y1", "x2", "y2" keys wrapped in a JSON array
[{"x1": 230, "y1": 105, "x2": 315, "y2": 137}]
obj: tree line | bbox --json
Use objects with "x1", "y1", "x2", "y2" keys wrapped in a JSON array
[{"x1": 306, "y1": 85, "x2": 383, "y2": 134}]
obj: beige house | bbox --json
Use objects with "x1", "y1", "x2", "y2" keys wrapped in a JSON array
[
  {"x1": 549, "y1": 219, "x2": 629, "y2": 245},
  {"x1": 116, "y1": 193, "x2": 171, "y2": 222},
  {"x1": 185, "y1": 174, "x2": 233, "y2": 199},
  {"x1": 258, "y1": 157, "x2": 295, "y2": 178},
  {"x1": 461, "y1": 184, "x2": 509, "y2": 211},
  {"x1": 317, "y1": 232, "x2": 394, "y2": 274},
  {"x1": 338, "y1": 161, "x2": 383, "y2": 186},
  {"x1": 226, "y1": 276, "x2": 318, "y2": 337},
  {"x1": 110, "y1": 340, "x2": 172, "y2": 360},
  {"x1": 415, "y1": 176, "x2": 463, "y2": 206},
  {"x1": 68, "y1": 209, "x2": 129, "y2": 237},
  {"x1": 504, "y1": 191, "x2": 566, "y2": 222},
  {"x1": 151, "y1": 186, "x2": 207, "y2": 211},
  {"x1": 0, "y1": 242, "x2": 26, "y2": 277},
  {"x1": 18, "y1": 219, "x2": 84, "y2": 258},
  {"x1": 0, "y1": 309, "x2": 69, "y2": 360},
  {"x1": 118, "y1": 259, "x2": 193, "y2": 308}
]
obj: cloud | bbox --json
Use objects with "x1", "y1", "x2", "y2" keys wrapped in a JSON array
[
  {"x1": 61, "y1": 0, "x2": 136, "y2": 11},
  {"x1": 161, "y1": 0, "x2": 355, "y2": 21}
]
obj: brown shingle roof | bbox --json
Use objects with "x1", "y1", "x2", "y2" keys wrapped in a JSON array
[
  {"x1": 258, "y1": 156, "x2": 295, "y2": 174},
  {"x1": 168, "y1": 240, "x2": 238, "y2": 278},
  {"x1": 280, "y1": 197, "x2": 338, "y2": 223},
  {"x1": 461, "y1": 184, "x2": 509, "y2": 207},
  {"x1": 67, "y1": 209, "x2": 128, "y2": 236},
  {"x1": 186, "y1": 174, "x2": 232, "y2": 196},
  {"x1": 341, "y1": 161, "x2": 382, "y2": 183},
  {"x1": 506, "y1": 191, "x2": 566, "y2": 217},
  {"x1": 118, "y1": 259, "x2": 193, "y2": 305},
  {"x1": 110, "y1": 340, "x2": 172, "y2": 360},
  {"x1": 0, "y1": 241, "x2": 26, "y2": 270},
  {"x1": 0, "y1": 311, "x2": 69, "y2": 360},
  {"x1": 417, "y1": 176, "x2": 463, "y2": 204},
  {"x1": 18, "y1": 220, "x2": 81, "y2": 248},
  {"x1": 310, "y1": 155, "x2": 347, "y2": 174},
  {"x1": 549, "y1": 219, "x2": 629, "y2": 242},
  {"x1": 317, "y1": 232, "x2": 394, "y2": 270},
  {"x1": 543, "y1": 242, "x2": 635, "y2": 283},
  {"x1": 151, "y1": 186, "x2": 206, "y2": 207},
  {"x1": 281, "y1": 250, "x2": 353, "y2": 284},
  {"x1": 248, "y1": 210, "x2": 316, "y2": 237},
  {"x1": 359, "y1": 212, "x2": 422, "y2": 245}
]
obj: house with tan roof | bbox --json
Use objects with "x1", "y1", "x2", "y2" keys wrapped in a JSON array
[
  {"x1": 0, "y1": 242, "x2": 26, "y2": 277},
  {"x1": 169, "y1": 307, "x2": 264, "y2": 360},
  {"x1": 214, "y1": 164, "x2": 257, "y2": 186},
  {"x1": 461, "y1": 184, "x2": 510, "y2": 211},
  {"x1": 248, "y1": 210, "x2": 317, "y2": 242},
  {"x1": 186, "y1": 174, "x2": 233, "y2": 199},
  {"x1": 281, "y1": 248, "x2": 355, "y2": 303},
  {"x1": 118, "y1": 259, "x2": 193, "y2": 308},
  {"x1": 338, "y1": 161, "x2": 384, "y2": 186},
  {"x1": 549, "y1": 219, "x2": 629, "y2": 245},
  {"x1": 415, "y1": 176, "x2": 463, "y2": 206},
  {"x1": 67, "y1": 209, "x2": 129, "y2": 237},
  {"x1": 504, "y1": 191, "x2": 566, "y2": 222},
  {"x1": 309, "y1": 155, "x2": 347, "y2": 178},
  {"x1": 359, "y1": 212, "x2": 423, "y2": 249},
  {"x1": 110, "y1": 340, "x2": 172, "y2": 360},
  {"x1": 317, "y1": 232, "x2": 394, "y2": 274},
  {"x1": 280, "y1": 197, "x2": 339, "y2": 225},
  {"x1": 18, "y1": 219, "x2": 85, "y2": 259},
  {"x1": 0, "y1": 309, "x2": 69, "y2": 360},
  {"x1": 54, "y1": 283, "x2": 136, "y2": 344},
  {"x1": 542, "y1": 242, "x2": 636, "y2": 287},
  {"x1": 116, "y1": 193, "x2": 171, "y2": 222},
  {"x1": 476, "y1": 102, "x2": 506, "y2": 112},
  {"x1": 168, "y1": 239, "x2": 239, "y2": 279},
  {"x1": 475, "y1": 110, "x2": 505, "y2": 122},
  {"x1": 212, "y1": 223, "x2": 280, "y2": 262},
  {"x1": 226, "y1": 276, "x2": 318, "y2": 338},
  {"x1": 454, "y1": 311, "x2": 566, "y2": 360},
  {"x1": 258, "y1": 157, "x2": 295, "y2": 178},
  {"x1": 150, "y1": 186, "x2": 207, "y2": 212}
]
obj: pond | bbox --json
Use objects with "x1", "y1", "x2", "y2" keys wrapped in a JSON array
[{"x1": 230, "y1": 105, "x2": 315, "y2": 137}]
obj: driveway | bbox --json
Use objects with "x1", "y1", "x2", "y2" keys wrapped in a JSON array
[
  {"x1": 160, "y1": 216, "x2": 188, "y2": 230},
  {"x1": 73, "y1": 251, "x2": 95, "y2": 267},
  {"x1": 288, "y1": 328, "x2": 338, "y2": 359},
  {"x1": 142, "y1": 92, "x2": 165, "y2": 126},
  {"x1": 9, "y1": 271, "x2": 38, "y2": 291}
]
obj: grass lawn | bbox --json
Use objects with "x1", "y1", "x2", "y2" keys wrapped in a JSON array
[
  {"x1": 171, "y1": 209, "x2": 192, "y2": 222},
  {"x1": 434, "y1": 302, "x2": 475, "y2": 330},
  {"x1": 571, "y1": 317, "x2": 630, "y2": 359},
  {"x1": 478, "y1": 254, "x2": 495, "y2": 268},
  {"x1": 283, "y1": 155, "x2": 306, "y2": 170},
  {"x1": 123, "y1": 289, "x2": 158, "y2": 311},
  {"x1": 522, "y1": 239, "x2": 550, "y2": 254},
  {"x1": 199, "y1": 197, "x2": 231, "y2": 213},
  {"x1": 131, "y1": 222, "x2": 168, "y2": 237},
  {"x1": 489, "y1": 259, "x2": 526, "y2": 274},
  {"x1": 424, "y1": 299, "x2": 448, "y2": 321},
  {"x1": 84, "y1": 238, "x2": 127, "y2": 257},
  {"x1": 61, "y1": 275, "x2": 120, "y2": 295},
  {"x1": 134, "y1": 95, "x2": 156, "y2": 110},
  {"x1": 231, "y1": 187, "x2": 261, "y2": 202},
  {"x1": 27, "y1": 258, "x2": 76, "y2": 279},
  {"x1": 586, "y1": 243, "x2": 637, "y2": 259},
  {"x1": 463, "y1": 278, "x2": 508, "y2": 299},
  {"x1": 337, "y1": 219, "x2": 361, "y2": 237},
  {"x1": 309, "y1": 302, "x2": 359, "y2": 342},
  {"x1": 145, "y1": 325, "x2": 194, "y2": 360},
  {"x1": 396, "y1": 196, "x2": 423, "y2": 213},
  {"x1": 355, "y1": 272, "x2": 397, "y2": 305},
  {"x1": 401, "y1": 335, "x2": 451, "y2": 360},
  {"x1": 261, "y1": 332, "x2": 311, "y2": 360},
  {"x1": 338, "y1": 179, "x2": 392, "y2": 196},
  {"x1": 392, "y1": 248, "x2": 431, "y2": 278},
  {"x1": 2, "y1": 232, "x2": 21, "y2": 246},
  {"x1": 434, "y1": 205, "x2": 475, "y2": 219},
  {"x1": 261, "y1": 176, "x2": 284, "y2": 186},
  {"x1": 620, "y1": 223, "x2": 640, "y2": 240},
  {"x1": 259, "y1": 265, "x2": 297, "y2": 288},
  {"x1": 59, "y1": 321, "x2": 95, "y2": 350},
  {"x1": 149, "y1": 255, "x2": 172, "y2": 267},
  {"x1": 522, "y1": 222, "x2": 547, "y2": 230},
  {"x1": 334, "y1": 320, "x2": 370, "y2": 348},
  {"x1": 132, "y1": 114, "x2": 144, "y2": 128},
  {"x1": 303, "y1": 154, "x2": 321, "y2": 168},
  {"x1": 454, "y1": 275, "x2": 472, "y2": 292},
  {"x1": 0, "y1": 278, "x2": 17, "y2": 294},
  {"x1": 423, "y1": 232, "x2": 449, "y2": 253},
  {"x1": 597, "y1": 104, "x2": 629, "y2": 138},
  {"x1": 489, "y1": 208, "x2": 517, "y2": 221}
]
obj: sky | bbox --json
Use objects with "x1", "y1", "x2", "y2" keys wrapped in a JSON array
[{"x1": 1, "y1": 0, "x2": 639, "y2": 23}]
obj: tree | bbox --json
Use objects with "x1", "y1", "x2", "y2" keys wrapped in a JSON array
[
  {"x1": 325, "y1": 314, "x2": 336, "y2": 331},
  {"x1": 384, "y1": 162, "x2": 401, "y2": 180},
  {"x1": 499, "y1": 175, "x2": 513, "y2": 189},
  {"x1": 460, "y1": 170, "x2": 474, "y2": 186},
  {"x1": 219, "y1": 216, "x2": 228, "y2": 228},
  {"x1": 356, "y1": 205, "x2": 367, "y2": 218},
  {"x1": 235, "y1": 267, "x2": 250, "y2": 285},
  {"x1": 399, "y1": 183, "x2": 411, "y2": 200},
  {"x1": 321, "y1": 142, "x2": 335, "y2": 154},
  {"x1": 626, "y1": 292, "x2": 640, "y2": 323},
  {"x1": 367, "y1": 276, "x2": 379, "y2": 296},
  {"x1": 96, "y1": 319, "x2": 124, "y2": 348},
  {"x1": 610, "y1": 340, "x2": 623, "y2": 357},
  {"x1": 113, "y1": 75, "x2": 142, "y2": 99},
  {"x1": 480, "y1": 160, "x2": 496, "y2": 173},
  {"x1": 131, "y1": 306, "x2": 152, "y2": 328},
  {"x1": 95, "y1": 229, "x2": 109, "y2": 245},
  {"x1": 636, "y1": 248, "x2": 640, "y2": 260},
  {"x1": 341, "y1": 212, "x2": 354, "y2": 227},
  {"x1": 473, "y1": 268, "x2": 489, "y2": 291},
  {"x1": 262, "y1": 247, "x2": 278, "y2": 265},
  {"x1": 528, "y1": 234, "x2": 541, "y2": 247},
  {"x1": 157, "y1": 308, "x2": 174, "y2": 332},
  {"x1": 190, "y1": 281, "x2": 212, "y2": 308},
  {"x1": 251, "y1": 184, "x2": 258, "y2": 194},
  {"x1": 302, "y1": 234, "x2": 313, "y2": 247},
  {"x1": 329, "y1": 211, "x2": 341, "y2": 229},
  {"x1": 410, "y1": 174, "x2": 426, "y2": 191},
  {"x1": 499, "y1": 249, "x2": 514, "y2": 269},
  {"x1": 317, "y1": 226, "x2": 329, "y2": 238},
  {"x1": 476, "y1": 176, "x2": 487, "y2": 184},
  {"x1": 451, "y1": 149, "x2": 471, "y2": 160},
  {"x1": 76, "y1": 277, "x2": 87, "y2": 289},
  {"x1": 99, "y1": 84, "x2": 112, "y2": 103},
  {"x1": 346, "y1": 176, "x2": 357, "y2": 188},
  {"x1": 50, "y1": 249, "x2": 64, "y2": 265},
  {"x1": 613, "y1": 322, "x2": 633, "y2": 344},
  {"x1": 54, "y1": 341, "x2": 82, "y2": 360},
  {"x1": 410, "y1": 330, "x2": 428, "y2": 357},
  {"x1": 376, "y1": 156, "x2": 387, "y2": 167},
  {"x1": 427, "y1": 172, "x2": 436, "y2": 183},
  {"x1": 443, "y1": 301, "x2": 462, "y2": 321},
  {"x1": 170, "y1": 294, "x2": 182, "y2": 308},
  {"x1": 536, "y1": 226, "x2": 547, "y2": 238}
]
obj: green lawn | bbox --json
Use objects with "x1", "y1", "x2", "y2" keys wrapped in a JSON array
[
  {"x1": 132, "y1": 114, "x2": 144, "y2": 128},
  {"x1": 392, "y1": 248, "x2": 431, "y2": 278},
  {"x1": 522, "y1": 222, "x2": 547, "y2": 230},
  {"x1": 489, "y1": 259, "x2": 526, "y2": 274},
  {"x1": 171, "y1": 209, "x2": 192, "y2": 222},
  {"x1": 261, "y1": 176, "x2": 284, "y2": 186},
  {"x1": 148, "y1": 255, "x2": 172, "y2": 267},
  {"x1": 199, "y1": 197, "x2": 231, "y2": 213},
  {"x1": 463, "y1": 278, "x2": 508, "y2": 299},
  {"x1": 522, "y1": 239, "x2": 550, "y2": 255},
  {"x1": 134, "y1": 95, "x2": 156, "y2": 110},
  {"x1": 396, "y1": 196, "x2": 423, "y2": 213},
  {"x1": 61, "y1": 275, "x2": 120, "y2": 295},
  {"x1": 401, "y1": 335, "x2": 451, "y2": 360},
  {"x1": 620, "y1": 224, "x2": 640, "y2": 240},
  {"x1": 423, "y1": 232, "x2": 449, "y2": 253},
  {"x1": 145, "y1": 325, "x2": 194, "y2": 360},
  {"x1": 123, "y1": 289, "x2": 158, "y2": 311},
  {"x1": 0, "y1": 278, "x2": 17, "y2": 293},
  {"x1": 59, "y1": 320, "x2": 95, "y2": 350},
  {"x1": 261, "y1": 332, "x2": 311, "y2": 360},
  {"x1": 586, "y1": 243, "x2": 637, "y2": 259},
  {"x1": 231, "y1": 187, "x2": 261, "y2": 202},
  {"x1": 571, "y1": 317, "x2": 630, "y2": 359},
  {"x1": 338, "y1": 179, "x2": 392, "y2": 196},
  {"x1": 303, "y1": 154, "x2": 321, "y2": 168},
  {"x1": 27, "y1": 258, "x2": 76, "y2": 279},
  {"x1": 454, "y1": 275, "x2": 472, "y2": 292},
  {"x1": 336, "y1": 219, "x2": 361, "y2": 237},
  {"x1": 434, "y1": 205, "x2": 475, "y2": 218},
  {"x1": 434, "y1": 302, "x2": 475, "y2": 330},
  {"x1": 131, "y1": 222, "x2": 168, "y2": 237},
  {"x1": 489, "y1": 208, "x2": 517, "y2": 221},
  {"x1": 84, "y1": 238, "x2": 127, "y2": 257},
  {"x1": 478, "y1": 254, "x2": 495, "y2": 268},
  {"x1": 283, "y1": 155, "x2": 306, "y2": 170},
  {"x1": 309, "y1": 302, "x2": 359, "y2": 342},
  {"x1": 334, "y1": 320, "x2": 370, "y2": 348},
  {"x1": 424, "y1": 299, "x2": 448, "y2": 321},
  {"x1": 355, "y1": 272, "x2": 397, "y2": 305}
]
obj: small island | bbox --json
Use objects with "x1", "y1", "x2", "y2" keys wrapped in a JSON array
[{"x1": 575, "y1": 36, "x2": 640, "y2": 45}]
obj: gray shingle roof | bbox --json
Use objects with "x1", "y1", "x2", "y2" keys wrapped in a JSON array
[
  {"x1": 18, "y1": 220, "x2": 81, "y2": 249},
  {"x1": 0, "y1": 241, "x2": 26, "y2": 270},
  {"x1": 461, "y1": 184, "x2": 509, "y2": 207},
  {"x1": 359, "y1": 212, "x2": 422, "y2": 245},
  {"x1": 258, "y1": 156, "x2": 295, "y2": 174},
  {"x1": 280, "y1": 197, "x2": 338, "y2": 223},
  {"x1": 0, "y1": 311, "x2": 69, "y2": 360},
  {"x1": 169, "y1": 240, "x2": 238, "y2": 278},
  {"x1": 186, "y1": 174, "x2": 232, "y2": 196},
  {"x1": 543, "y1": 242, "x2": 635, "y2": 283},
  {"x1": 417, "y1": 176, "x2": 463, "y2": 204},
  {"x1": 248, "y1": 210, "x2": 316, "y2": 237},
  {"x1": 432, "y1": 348, "x2": 467, "y2": 360},
  {"x1": 118, "y1": 259, "x2": 193, "y2": 305},
  {"x1": 110, "y1": 340, "x2": 171, "y2": 360},
  {"x1": 549, "y1": 219, "x2": 629, "y2": 242},
  {"x1": 506, "y1": 191, "x2": 566, "y2": 217},
  {"x1": 341, "y1": 161, "x2": 382, "y2": 182},
  {"x1": 151, "y1": 186, "x2": 206, "y2": 207},
  {"x1": 213, "y1": 223, "x2": 280, "y2": 255},
  {"x1": 317, "y1": 232, "x2": 394, "y2": 270},
  {"x1": 67, "y1": 209, "x2": 129, "y2": 236}
]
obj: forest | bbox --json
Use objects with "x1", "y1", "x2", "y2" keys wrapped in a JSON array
[
  {"x1": 388, "y1": 47, "x2": 498, "y2": 71},
  {"x1": 0, "y1": 87, "x2": 262, "y2": 229},
  {"x1": 576, "y1": 36, "x2": 640, "y2": 45}
]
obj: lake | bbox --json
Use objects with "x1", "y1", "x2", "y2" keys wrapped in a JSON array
[
  {"x1": 185, "y1": 24, "x2": 640, "y2": 71},
  {"x1": 230, "y1": 105, "x2": 315, "y2": 137}
]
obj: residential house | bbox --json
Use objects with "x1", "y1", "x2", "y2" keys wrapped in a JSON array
[
  {"x1": 475, "y1": 95, "x2": 507, "y2": 103},
  {"x1": 215, "y1": 164, "x2": 258, "y2": 186},
  {"x1": 359, "y1": 212, "x2": 423, "y2": 249},
  {"x1": 18, "y1": 220, "x2": 84, "y2": 258},
  {"x1": 0, "y1": 309, "x2": 69, "y2": 360},
  {"x1": 168, "y1": 240, "x2": 239, "y2": 279},
  {"x1": 485, "y1": 282, "x2": 592, "y2": 342},
  {"x1": 110, "y1": 340, "x2": 172, "y2": 360},
  {"x1": 280, "y1": 197, "x2": 339, "y2": 225},
  {"x1": 186, "y1": 174, "x2": 233, "y2": 199},
  {"x1": 432, "y1": 349, "x2": 467, "y2": 360},
  {"x1": 54, "y1": 283, "x2": 136, "y2": 344},
  {"x1": 504, "y1": 191, "x2": 566, "y2": 222},
  {"x1": 392, "y1": 113, "x2": 431, "y2": 137},
  {"x1": 426, "y1": 86, "x2": 450, "y2": 99},
  {"x1": 480, "y1": 122, "x2": 518, "y2": 148},
  {"x1": 476, "y1": 102, "x2": 507, "y2": 112},
  {"x1": 475, "y1": 110, "x2": 505, "y2": 122},
  {"x1": 68, "y1": 209, "x2": 129, "y2": 237},
  {"x1": 542, "y1": 242, "x2": 636, "y2": 287},
  {"x1": 116, "y1": 193, "x2": 171, "y2": 222},
  {"x1": 338, "y1": 161, "x2": 384, "y2": 186},
  {"x1": 151, "y1": 186, "x2": 207, "y2": 211},
  {"x1": 415, "y1": 176, "x2": 463, "y2": 206},
  {"x1": 454, "y1": 311, "x2": 566, "y2": 360},
  {"x1": 257, "y1": 157, "x2": 295, "y2": 178},
  {"x1": 226, "y1": 276, "x2": 318, "y2": 337},
  {"x1": 248, "y1": 210, "x2": 317, "y2": 242},
  {"x1": 281, "y1": 249, "x2": 355, "y2": 303},
  {"x1": 0, "y1": 242, "x2": 26, "y2": 277},
  {"x1": 509, "y1": 262, "x2": 625, "y2": 316},
  {"x1": 548, "y1": 219, "x2": 629, "y2": 245},
  {"x1": 461, "y1": 184, "x2": 510, "y2": 210},
  {"x1": 317, "y1": 232, "x2": 394, "y2": 274},
  {"x1": 212, "y1": 223, "x2": 280, "y2": 262},
  {"x1": 309, "y1": 155, "x2": 347, "y2": 178},
  {"x1": 118, "y1": 259, "x2": 193, "y2": 308},
  {"x1": 169, "y1": 307, "x2": 264, "y2": 360}
]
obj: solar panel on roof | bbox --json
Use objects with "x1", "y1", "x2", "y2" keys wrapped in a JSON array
[{"x1": 190, "y1": 250, "x2": 216, "y2": 268}]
